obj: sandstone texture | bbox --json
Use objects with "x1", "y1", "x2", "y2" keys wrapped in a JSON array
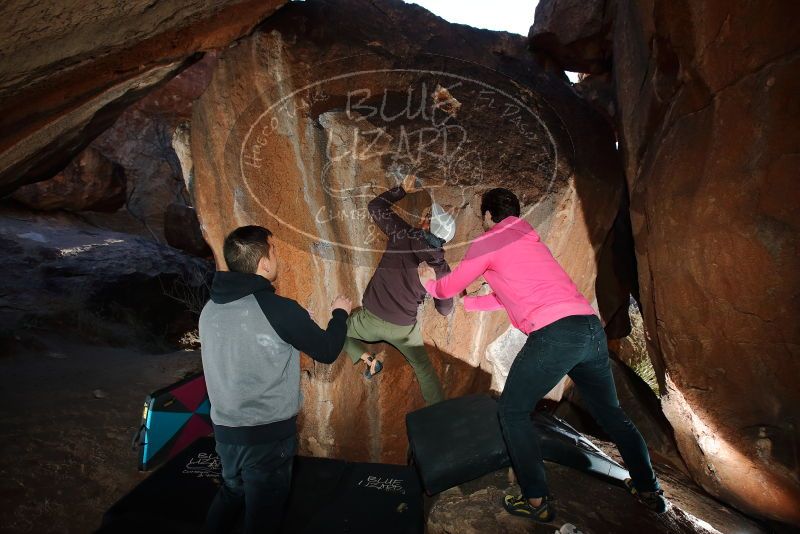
[
  {"x1": 528, "y1": 0, "x2": 611, "y2": 74},
  {"x1": 10, "y1": 147, "x2": 125, "y2": 212},
  {"x1": 426, "y1": 452, "x2": 766, "y2": 534},
  {"x1": 0, "y1": 0, "x2": 287, "y2": 195},
  {"x1": 190, "y1": 0, "x2": 625, "y2": 463},
  {"x1": 531, "y1": 0, "x2": 800, "y2": 524},
  {"x1": 0, "y1": 0, "x2": 794, "y2": 528},
  {"x1": 85, "y1": 54, "x2": 219, "y2": 241}
]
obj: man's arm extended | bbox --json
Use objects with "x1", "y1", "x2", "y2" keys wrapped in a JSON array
[
  {"x1": 463, "y1": 292, "x2": 505, "y2": 312},
  {"x1": 422, "y1": 240, "x2": 491, "y2": 300},
  {"x1": 368, "y1": 186, "x2": 413, "y2": 240},
  {"x1": 257, "y1": 294, "x2": 348, "y2": 364}
]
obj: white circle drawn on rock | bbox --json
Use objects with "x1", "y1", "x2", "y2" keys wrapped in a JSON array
[{"x1": 236, "y1": 64, "x2": 563, "y2": 255}]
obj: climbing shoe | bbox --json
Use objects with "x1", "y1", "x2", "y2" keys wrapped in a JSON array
[
  {"x1": 625, "y1": 478, "x2": 668, "y2": 514},
  {"x1": 502, "y1": 494, "x2": 556, "y2": 523},
  {"x1": 363, "y1": 354, "x2": 383, "y2": 379}
]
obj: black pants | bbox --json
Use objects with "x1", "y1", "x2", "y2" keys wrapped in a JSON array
[
  {"x1": 497, "y1": 314, "x2": 660, "y2": 498},
  {"x1": 204, "y1": 434, "x2": 296, "y2": 534}
]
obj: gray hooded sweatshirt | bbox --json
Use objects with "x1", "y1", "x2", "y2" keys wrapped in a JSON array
[{"x1": 199, "y1": 271, "x2": 347, "y2": 444}]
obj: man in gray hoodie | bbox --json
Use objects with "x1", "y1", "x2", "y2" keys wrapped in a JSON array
[{"x1": 200, "y1": 225, "x2": 352, "y2": 533}]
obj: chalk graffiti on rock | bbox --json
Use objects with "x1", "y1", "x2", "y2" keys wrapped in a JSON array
[
  {"x1": 358, "y1": 475, "x2": 406, "y2": 494},
  {"x1": 233, "y1": 60, "x2": 563, "y2": 257}
]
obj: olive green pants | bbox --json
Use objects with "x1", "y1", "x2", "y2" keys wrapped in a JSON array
[{"x1": 343, "y1": 307, "x2": 444, "y2": 405}]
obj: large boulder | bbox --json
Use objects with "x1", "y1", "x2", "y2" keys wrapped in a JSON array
[
  {"x1": 558, "y1": 355, "x2": 685, "y2": 471},
  {"x1": 427, "y1": 450, "x2": 766, "y2": 534},
  {"x1": 608, "y1": 0, "x2": 800, "y2": 524},
  {"x1": 528, "y1": 0, "x2": 612, "y2": 74},
  {"x1": 530, "y1": 0, "x2": 800, "y2": 523},
  {"x1": 164, "y1": 203, "x2": 212, "y2": 257},
  {"x1": 190, "y1": 0, "x2": 625, "y2": 463},
  {"x1": 10, "y1": 147, "x2": 125, "y2": 212},
  {"x1": 0, "y1": 203, "x2": 212, "y2": 344},
  {"x1": 0, "y1": 0, "x2": 287, "y2": 195},
  {"x1": 85, "y1": 54, "x2": 220, "y2": 240}
]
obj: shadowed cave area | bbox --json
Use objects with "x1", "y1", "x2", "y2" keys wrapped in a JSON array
[{"x1": 0, "y1": 0, "x2": 797, "y2": 533}]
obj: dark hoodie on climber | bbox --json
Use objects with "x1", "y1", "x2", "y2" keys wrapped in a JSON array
[
  {"x1": 361, "y1": 186, "x2": 454, "y2": 325},
  {"x1": 199, "y1": 271, "x2": 347, "y2": 445}
]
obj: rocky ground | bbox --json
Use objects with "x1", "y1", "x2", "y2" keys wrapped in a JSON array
[
  {"x1": 0, "y1": 0, "x2": 797, "y2": 526},
  {"x1": 0, "y1": 331, "x2": 203, "y2": 533},
  {"x1": 0, "y1": 326, "x2": 775, "y2": 534},
  {"x1": 0, "y1": 204, "x2": 212, "y2": 349},
  {"x1": 426, "y1": 452, "x2": 769, "y2": 534}
]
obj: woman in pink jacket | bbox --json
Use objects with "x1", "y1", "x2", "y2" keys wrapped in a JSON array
[{"x1": 418, "y1": 188, "x2": 667, "y2": 523}]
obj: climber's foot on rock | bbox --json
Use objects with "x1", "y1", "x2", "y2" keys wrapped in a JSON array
[
  {"x1": 624, "y1": 478, "x2": 668, "y2": 514},
  {"x1": 361, "y1": 353, "x2": 383, "y2": 379},
  {"x1": 503, "y1": 494, "x2": 556, "y2": 523}
]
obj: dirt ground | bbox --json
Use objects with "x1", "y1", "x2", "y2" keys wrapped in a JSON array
[
  {"x1": 0, "y1": 330, "x2": 203, "y2": 533},
  {"x1": 0, "y1": 329, "x2": 785, "y2": 534}
]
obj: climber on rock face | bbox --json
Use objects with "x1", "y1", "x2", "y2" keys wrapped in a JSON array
[
  {"x1": 418, "y1": 188, "x2": 668, "y2": 523},
  {"x1": 342, "y1": 172, "x2": 455, "y2": 405},
  {"x1": 199, "y1": 225, "x2": 352, "y2": 533}
]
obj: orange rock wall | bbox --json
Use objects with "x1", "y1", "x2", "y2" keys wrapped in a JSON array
[
  {"x1": 611, "y1": 0, "x2": 800, "y2": 524},
  {"x1": 190, "y1": 0, "x2": 624, "y2": 463}
]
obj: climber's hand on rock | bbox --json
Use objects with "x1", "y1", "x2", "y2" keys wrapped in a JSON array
[
  {"x1": 402, "y1": 173, "x2": 420, "y2": 193},
  {"x1": 331, "y1": 295, "x2": 353, "y2": 315},
  {"x1": 418, "y1": 262, "x2": 435, "y2": 286}
]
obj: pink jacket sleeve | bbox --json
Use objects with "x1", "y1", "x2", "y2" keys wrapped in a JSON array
[
  {"x1": 423, "y1": 240, "x2": 490, "y2": 299},
  {"x1": 463, "y1": 292, "x2": 505, "y2": 312}
]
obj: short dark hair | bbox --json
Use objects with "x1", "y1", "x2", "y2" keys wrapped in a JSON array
[
  {"x1": 480, "y1": 188, "x2": 520, "y2": 223},
  {"x1": 223, "y1": 225, "x2": 272, "y2": 273}
]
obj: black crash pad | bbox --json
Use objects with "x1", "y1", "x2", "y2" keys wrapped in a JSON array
[
  {"x1": 283, "y1": 456, "x2": 423, "y2": 534},
  {"x1": 100, "y1": 436, "x2": 220, "y2": 533},
  {"x1": 100, "y1": 437, "x2": 423, "y2": 534},
  {"x1": 406, "y1": 394, "x2": 629, "y2": 495}
]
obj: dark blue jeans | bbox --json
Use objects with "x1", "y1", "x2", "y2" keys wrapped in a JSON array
[
  {"x1": 497, "y1": 314, "x2": 659, "y2": 499},
  {"x1": 204, "y1": 434, "x2": 296, "y2": 534}
]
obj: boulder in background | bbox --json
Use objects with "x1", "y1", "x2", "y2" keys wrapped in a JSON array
[{"x1": 11, "y1": 148, "x2": 125, "y2": 213}]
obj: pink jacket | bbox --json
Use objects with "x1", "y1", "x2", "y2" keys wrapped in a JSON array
[{"x1": 423, "y1": 216, "x2": 596, "y2": 335}]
